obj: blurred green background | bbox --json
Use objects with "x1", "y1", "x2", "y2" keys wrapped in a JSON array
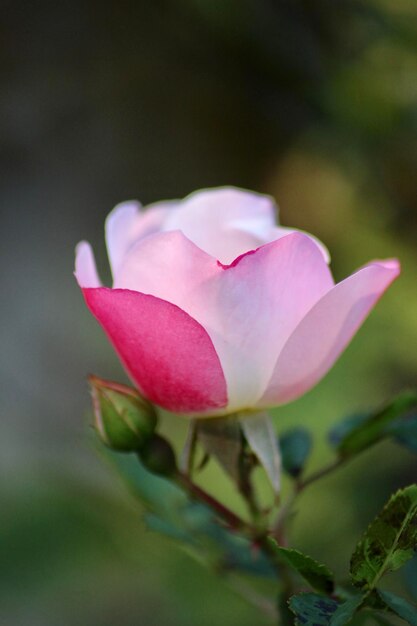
[{"x1": 1, "y1": 1, "x2": 416, "y2": 624}]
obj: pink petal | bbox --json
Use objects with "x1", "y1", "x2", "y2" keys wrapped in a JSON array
[
  {"x1": 161, "y1": 187, "x2": 277, "y2": 264},
  {"x1": 259, "y1": 259, "x2": 400, "y2": 407},
  {"x1": 105, "y1": 200, "x2": 175, "y2": 280},
  {"x1": 114, "y1": 230, "x2": 334, "y2": 411},
  {"x1": 81, "y1": 287, "x2": 228, "y2": 415},
  {"x1": 75, "y1": 241, "x2": 101, "y2": 287},
  {"x1": 266, "y1": 226, "x2": 330, "y2": 264}
]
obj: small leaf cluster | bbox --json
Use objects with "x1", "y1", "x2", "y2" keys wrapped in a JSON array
[
  {"x1": 289, "y1": 484, "x2": 417, "y2": 624},
  {"x1": 102, "y1": 448, "x2": 276, "y2": 579},
  {"x1": 329, "y1": 390, "x2": 417, "y2": 458},
  {"x1": 91, "y1": 383, "x2": 417, "y2": 625},
  {"x1": 288, "y1": 390, "x2": 417, "y2": 626}
]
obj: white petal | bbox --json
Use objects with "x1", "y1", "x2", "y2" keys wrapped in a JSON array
[
  {"x1": 105, "y1": 201, "x2": 142, "y2": 280},
  {"x1": 161, "y1": 187, "x2": 277, "y2": 264},
  {"x1": 264, "y1": 226, "x2": 330, "y2": 264},
  {"x1": 105, "y1": 200, "x2": 174, "y2": 281},
  {"x1": 74, "y1": 241, "x2": 101, "y2": 287}
]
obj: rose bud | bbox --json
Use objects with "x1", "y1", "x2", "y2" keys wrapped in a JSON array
[
  {"x1": 138, "y1": 434, "x2": 177, "y2": 477},
  {"x1": 76, "y1": 187, "x2": 400, "y2": 419},
  {"x1": 89, "y1": 375, "x2": 157, "y2": 451}
]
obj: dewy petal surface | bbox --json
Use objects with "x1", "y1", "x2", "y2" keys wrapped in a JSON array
[
  {"x1": 115, "y1": 230, "x2": 334, "y2": 411},
  {"x1": 160, "y1": 187, "x2": 278, "y2": 264},
  {"x1": 81, "y1": 287, "x2": 228, "y2": 414},
  {"x1": 259, "y1": 259, "x2": 400, "y2": 407}
]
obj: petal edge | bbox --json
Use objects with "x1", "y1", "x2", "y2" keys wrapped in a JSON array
[{"x1": 260, "y1": 259, "x2": 400, "y2": 407}]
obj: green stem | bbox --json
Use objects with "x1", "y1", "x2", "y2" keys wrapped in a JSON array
[
  {"x1": 177, "y1": 469, "x2": 297, "y2": 621},
  {"x1": 179, "y1": 422, "x2": 197, "y2": 475},
  {"x1": 176, "y1": 471, "x2": 254, "y2": 533},
  {"x1": 238, "y1": 449, "x2": 264, "y2": 525},
  {"x1": 298, "y1": 456, "x2": 346, "y2": 491}
]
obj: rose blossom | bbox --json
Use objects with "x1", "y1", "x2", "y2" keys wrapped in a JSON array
[{"x1": 75, "y1": 187, "x2": 399, "y2": 418}]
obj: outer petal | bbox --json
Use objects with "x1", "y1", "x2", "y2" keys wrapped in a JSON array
[
  {"x1": 105, "y1": 200, "x2": 175, "y2": 280},
  {"x1": 265, "y1": 226, "x2": 330, "y2": 264},
  {"x1": 75, "y1": 241, "x2": 101, "y2": 287},
  {"x1": 114, "y1": 229, "x2": 218, "y2": 295},
  {"x1": 161, "y1": 187, "x2": 277, "y2": 264},
  {"x1": 81, "y1": 287, "x2": 228, "y2": 415},
  {"x1": 259, "y1": 259, "x2": 400, "y2": 407},
  {"x1": 115, "y1": 230, "x2": 334, "y2": 412}
]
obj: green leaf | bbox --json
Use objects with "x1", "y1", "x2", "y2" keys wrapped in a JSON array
[
  {"x1": 104, "y1": 448, "x2": 277, "y2": 578},
  {"x1": 102, "y1": 447, "x2": 187, "y2": 518},
  {"x1": 144, "y1": 512, "x2": 193, "y2": 543},
  {"x1": 336, "y1": 391, "x2": 417, "y2": 457},
  {"x1": 179, "y1": 500, "x2": 277, "y2": 577},
  {"x1": 209, "y1": 528, "x2": 276, "y2": 578},
  {"x1": 268, "y1": 540, "x2": 334, "y2": 593},
  {"x1": 377, "y1": 590, "x2": 417, "y2": 626},
  {"x1": 329, "y1": 414, "x2": 368, "y2": 447},
  {"x1": 161, "y1": 500, "x2": 278, "y2": 577},
  {"x1": 329, "y1": 595, "x2": 364, "y2": 625},
  {"x1": 241, "y1": 413, "x2": 281, "y2": 495},
  {"x1": 280, "y1": 427, "x2": 312, "y2": 478},
  {"x1": 355, "y1": 613, "x2": 391, "y2": 626},
  {"x1": 387, "y1": 415, "x2": 417, "y2": 455},
  {"x1": 289, "y1": 593, "x2": 339, "y2": 625},
  {"x1": 350, "y1": 484, "x2": 417, "y2": 590}
]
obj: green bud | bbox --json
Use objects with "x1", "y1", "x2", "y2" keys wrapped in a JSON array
[
  {"x1": 139, "y1": 435, "x2": 177, "y2": 477},
  {"x1": 89, "y1": 375, "x2": 157, "y2": 452}
]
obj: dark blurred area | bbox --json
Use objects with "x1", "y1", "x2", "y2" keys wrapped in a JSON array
[{"x1": 1, "y1": 1, "x2": 416, "y2": 624}]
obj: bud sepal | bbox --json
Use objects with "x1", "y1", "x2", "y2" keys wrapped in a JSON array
[{"x1": 89, "y1": 375, "x2": 157, "y2": 451}]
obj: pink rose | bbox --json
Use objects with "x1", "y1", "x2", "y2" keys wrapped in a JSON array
[{"x1": 75, "y1": 187, "x2": 399, "y2": 418}]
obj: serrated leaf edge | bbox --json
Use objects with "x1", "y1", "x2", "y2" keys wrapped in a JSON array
[
  {"x1": 269, "y1": 539, "x2": 334, "y2": 593},
  {"x1": 350, "y1": 485, "x2": 417, "y2": 590}
]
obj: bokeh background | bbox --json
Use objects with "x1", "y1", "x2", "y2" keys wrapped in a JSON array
[{"x1": 1, "y1": 1, "x2": 417, "y2": 624}]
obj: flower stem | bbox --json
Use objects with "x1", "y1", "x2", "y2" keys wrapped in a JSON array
[
  {"x1": 175, "y1": 471, "x2": 253, "y2": 533},
  {"x1": 297, "y1": 456, "x2": 346, "y2": 491},
  {"x1": 176, "y1": 471, "x2": 299, "y2": 617}
]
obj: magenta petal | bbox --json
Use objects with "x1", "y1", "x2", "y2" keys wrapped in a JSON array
[
  {"x1": 82, "y1": 287, "x2": 228, "y2": 414},
  {"x1": 260, "y1": 259, "x2": 400, "y2": 407}
]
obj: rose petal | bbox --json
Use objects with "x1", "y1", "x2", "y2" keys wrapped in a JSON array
[
  {"x1": 105, "y1": 201, "x2": 141, "y2": 279},
  {"x1": 115, "y1": 230, "x2": 334, "y2": 411},
  {"x1": 161, "y1": 187, "x2": 277, "y2": 264},
  {"x1": 75, "y1": 241, "x2": 101, "y2": 287},
  {"x1": 81, "y1": 287, "x2": 228, "y2": 415},
  {"x1": 259, "y1": 259, "x2": 400, "y2": 407},
  {"x1": 266, "y1": 226, "x2": 330, "y2": 264},
  {"x1": 105, "y1": 200, "x2": 175, "y2": 280}
]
